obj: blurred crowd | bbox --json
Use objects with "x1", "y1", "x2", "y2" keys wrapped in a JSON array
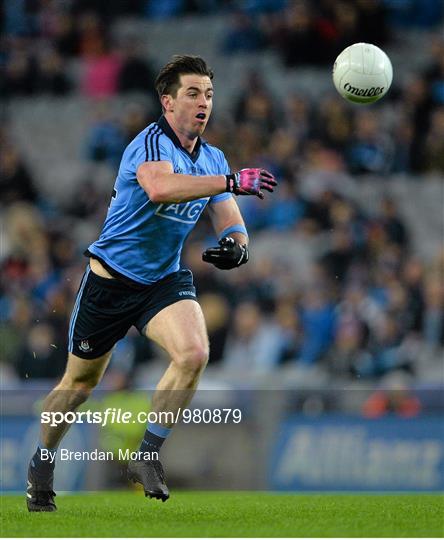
[
  {"x1": 2, "y1": 0, "x2": 443, "y2": 99},
  {"x1": 1, "y1": 1, "x2": 443, "y2": 389}
]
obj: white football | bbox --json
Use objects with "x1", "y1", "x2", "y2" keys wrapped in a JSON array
[{"x1": 332, "y1": 42, "x2": 393, "y2": 104}]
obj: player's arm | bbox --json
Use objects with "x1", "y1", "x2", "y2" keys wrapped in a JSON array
[
  {"x1": 137, "y1": 161, "x2": 225, "y2": 203},
  {"x1": 202, "y1": 197, "x2": 250, "y2": 270},
  {"x1": 137, "y1": 162, "x2": 276, "y2": 204},
  {"x1": 207, "y1": 196, "x2": 248, "y2": 246}
]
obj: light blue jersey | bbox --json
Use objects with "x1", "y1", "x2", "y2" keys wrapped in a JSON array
[{"x1": 87, "y1": 116, "x2": 232, "y2": 285}]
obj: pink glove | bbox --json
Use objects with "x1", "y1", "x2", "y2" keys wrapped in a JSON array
[{"x1": 225, "y1": 168, "x2": 277, "y2": 199}]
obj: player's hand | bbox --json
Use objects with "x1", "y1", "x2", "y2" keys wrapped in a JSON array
[
  {"x1": 202, "y1": 237, "x2": 249, "y2": 270},
  {"x1": 225, "y1": 168, "x2": 277, "y2": 199}
]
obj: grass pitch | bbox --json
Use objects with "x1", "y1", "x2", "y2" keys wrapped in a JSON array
[{"x1": 1, "y1": 491, "x2": 443, "y2": 537}]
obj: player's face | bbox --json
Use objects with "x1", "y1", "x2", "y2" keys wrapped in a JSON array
[{"x1": 168, "y1": 74, "x2": 213, "y2": 137}]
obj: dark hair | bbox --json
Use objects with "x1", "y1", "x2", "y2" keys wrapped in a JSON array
[{"x1": 155, "y1": 55, "x2": 214, "y2": 101}]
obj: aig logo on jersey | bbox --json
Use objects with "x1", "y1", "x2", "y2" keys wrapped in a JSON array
[{"x1": 155, "y1": 198, "x2": 209, "y2": 224}]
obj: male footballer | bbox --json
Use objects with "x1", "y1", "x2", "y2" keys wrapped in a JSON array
[{"x1": 26, "y1": 55, "x2": 276, "y2": 511}]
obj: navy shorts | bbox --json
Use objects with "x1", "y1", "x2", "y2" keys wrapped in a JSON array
[{"x1": 68, "y1": 266, "x2": 197, "y2": 359}]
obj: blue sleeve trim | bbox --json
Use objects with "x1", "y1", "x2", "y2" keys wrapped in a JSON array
[
  {"x1": 210, "y1": 192, "x2": 232, "y2": 204},
  {"x1": 219, "y1": 224, "x2": 248, "y2": 240}
]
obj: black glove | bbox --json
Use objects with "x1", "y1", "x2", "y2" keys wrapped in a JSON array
[{"x1": 202, "y1": 237, "x2": 249, "y2": 270}]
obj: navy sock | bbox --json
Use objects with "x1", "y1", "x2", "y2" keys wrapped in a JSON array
[
  {"x1": 30, "y1": 446, "x2": 57, "y2": 475},
  {"x1": 139, "y1": 424, "x2": 171, "y2": 457}
]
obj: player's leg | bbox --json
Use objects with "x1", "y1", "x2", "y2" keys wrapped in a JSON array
[
  {"x1": 27, "y1": 351, "x2": 112, "y2": 512},
  {"x1": 40, "y1": 351, "x2": 112, "y2": 448},
  {"x1": 146, "y1": 299, "x2": 209, "y2": 419},
  {"x1": 27, "y1": 262, "x2": 136, "y2": 511},
  {"x1": 128, "y1": 299, "x2": 209, "y2": 501}
]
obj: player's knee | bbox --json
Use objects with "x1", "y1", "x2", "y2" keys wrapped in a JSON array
[
  {"x1": 58, "y1": 374, "x2": 98, "y2": 399},
  {"x1": 173, "y1": 343, "x2": 209, "y2": 374}
]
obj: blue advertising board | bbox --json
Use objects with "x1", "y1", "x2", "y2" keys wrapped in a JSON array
[
  {"x1": 1, "y1": 416, "x2": 91, "y2": 492},
  {"x1": 270, "y1": 415, "x2": 444, "y2": 491}
]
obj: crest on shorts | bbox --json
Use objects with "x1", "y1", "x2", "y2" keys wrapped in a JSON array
[{"x1": 79, "y1": 339, "x2": 92, "y2": 353}]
